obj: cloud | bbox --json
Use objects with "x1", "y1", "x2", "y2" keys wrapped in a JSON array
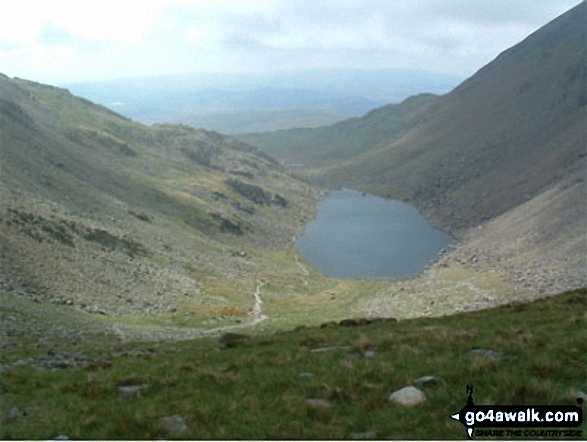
[
  {"x1": 38, "y1": 23, "x2": 76, "y2": 46},
  {"x1": 0, "y1": 0, "x2": 582, "y2": 84}
]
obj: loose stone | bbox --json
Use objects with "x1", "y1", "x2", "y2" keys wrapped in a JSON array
[
  {"x1": 157, "y1": 414, "x2": 187, "y2": 436},
  {"x1": 389, "y1": 386, "x2": 427, "y2": 406},
  {"x1": 2, "y1": 407, "x2": 22, "y2": 424},
  {"x1": 305, "y1": 399, "x2": 334, "y2": 410},
  {"x1": 470, "y1": 349, "x2": 503, "y2": 359},
  {"x1": 413, "y1": 376, "x2": 439, "y2": 388},
  {"x1": 118, "y1": 384, "x2": 148, "y2": 400}
]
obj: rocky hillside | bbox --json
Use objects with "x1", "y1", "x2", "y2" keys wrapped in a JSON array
[
  {"x1": 243, "y1": 3, "x2": 586, "y2": 234},
  {"x1": 0, "y1": 74, "x2": 320, "y2": 317}
]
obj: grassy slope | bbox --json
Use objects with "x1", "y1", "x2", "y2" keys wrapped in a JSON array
[
  {"x1": 1, "y1": 289, "x2": 585, "y2": 439},
  {"x1": 0, "y1": 74, "x2": 324, "y2": 320},
  {"x1": 0, "y1": 76, "x2": 469, "y2": 332},
  {"x1": 2, "y1": 73, "x2": 542, "y2": 342},
  {"x1": 238, "y1": 93, "x2": 439, "y2": 167}
]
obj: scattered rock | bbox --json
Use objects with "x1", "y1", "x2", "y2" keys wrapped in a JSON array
[
  {"x1": 2, "y1": 407, "x2": 22, "y2": 423},
  {"x1": 85, "y1": 359, "x2": 112, "y2": 371},
  {"x1": 389, "y1": 386, "x2": 427, "y2": 406},
  {"x1": 54, "y1": 435, "x2": 70, "y2": 440},
  {"x1": 118, "y1": 384, "x2": 148, "y2": 400},
  {"x1": 2, "y1": 351, "x2": 112, "y2": 372},
  {"x1": 157, "y1": 414, "x2": 187, "y2": 436},
  {"x1": 413, "y1": 376, "x2": 439, "y2": 388},
  {"x1": 298, "y1": 372, "x2": 315, "y2": 378},
  {"x1": 470, "y1": 349, "x2": 503, "y2": 359},
  {"x1": 570, "y1": 390, "x2": 587, "y2": 402},
  {"x1": 305, "y1": 399, "x2": 334, "y2": 410},
  {"x1": 310, "y1": 346, "x2": 352, "y2": 353},
  {"x1": 225, "y1": 178, "x2": 287, "y2": 208},
  {"x1": 271, "y1": 194, "x2": 288, "y2": 208},
  {"x1": 364, "y1": 349, "x2": 376, "y2": 358},
  {"x1": 85, "y1": 305, "x2": 107, "y2": 316}
]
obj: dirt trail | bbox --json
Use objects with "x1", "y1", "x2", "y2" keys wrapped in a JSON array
[
  {"x1": 250, "y1": 280, "x2": 268, "y2": 325},
  {"x1": 108, "y1": 280, "x2": 269, "y2": 343},
  {"x1": 294, "y1": 254, "x2": 309, "y2": 286}
]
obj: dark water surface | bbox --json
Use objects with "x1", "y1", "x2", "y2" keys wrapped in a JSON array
[{"x1": 295, "y1": 189, "x2": 454, "y2": 279}]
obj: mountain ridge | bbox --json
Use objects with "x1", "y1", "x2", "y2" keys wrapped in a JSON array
[
  {"x1": 239, "y1": 93, "x2": 439, "y2": 166},
  {"x1": 0, "y1": 4, "x2": 585, "y2": 337},
  {"x1": 241, "y1": 2, "x2": 586, "y2": 234}
]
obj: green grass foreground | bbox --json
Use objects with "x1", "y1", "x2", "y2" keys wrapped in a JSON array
[{"x1": 1, "y1": 289, "x2": 586, "y2": 439}]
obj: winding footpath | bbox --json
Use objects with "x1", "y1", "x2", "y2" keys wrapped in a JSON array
[
  {"x1": 294, "y1": 254, "x2": 309, "y2": 285},
  {"x1": 249, "y1": 280, "x2": 268, "y2": 325},
  {"x1": 109, "y1": 280, "x2": 268, "y2": 343}
]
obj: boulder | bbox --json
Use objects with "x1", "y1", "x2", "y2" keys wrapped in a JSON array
[
  {"x1": 157, "y1": 414, "x2": 187, "y2": 436},
  {"x1": 305, "y1": 399, "x2": 334, "y2": 410},
  {"x1": 470, "y1": 349, "x2": 503, "y2": 359},
  {"x1": 2, "y1": 407, "x2": 22, "y2": 424},
  {"x1": 118, "y1": 384, "x2": 147, "y2": 400},
  {"x1": 389, "y1": 386, "x2": 426, "y2": 406},
  {"x1": 413, "y1": 376, "x2": 439, "y2": 388}
]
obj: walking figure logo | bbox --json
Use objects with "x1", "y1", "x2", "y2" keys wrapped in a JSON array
[
  {"x1": 466, "y1": 384, "x2": 474, "y2": 406},
  {"x1": 451, "y1": 384, "x2": 476, "y2": 438}
]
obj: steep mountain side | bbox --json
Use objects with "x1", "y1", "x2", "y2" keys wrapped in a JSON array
[
  {"x1": 436, "y1": 172, "x2": 586, "y2": 293},
  {"x1": 238, "y1": 93, "x2": 439, "y2": 166},
  {"x1": 319, "y1": 3, "x2": 586, "y2": 232},
  {"x1": 243, "y1": 4, "x2": 586, "y2": 234},
  {"x1": 0, "y1": 74, "x2": 320, "y2": 317}
]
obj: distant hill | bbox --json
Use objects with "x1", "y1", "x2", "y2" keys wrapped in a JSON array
[
  {"x1": 0, "y1": 73, "x2": 319, "y2": 316},
  {"x1": 64, "y1": 68, "x2": 462, "y2": 131},
  {"x1": 239, "y1": 93, "x2": 439, "y2": 166},
  {"x1": 244, "y1": 3, "x2": 586, "y2": 234},
  {"x1": 180, "y1": 108, "x2": 352, "y2": 135}
]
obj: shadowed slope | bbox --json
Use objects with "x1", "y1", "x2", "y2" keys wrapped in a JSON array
[
  {"x1": 321, "y1": 3, "x2": 586, "y2": 231},
  {"x1": 242, "y1": 4, "x2": 586, "y2": 233}
]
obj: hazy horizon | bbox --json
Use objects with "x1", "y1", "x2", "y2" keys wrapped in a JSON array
[{"x1": 0, "y1": 0, "x2": 581, "y2": 87}]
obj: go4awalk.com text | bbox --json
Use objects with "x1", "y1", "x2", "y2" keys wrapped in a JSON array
[{"x1": 450, "y1": 385, "x2": 584, "y2": 438}]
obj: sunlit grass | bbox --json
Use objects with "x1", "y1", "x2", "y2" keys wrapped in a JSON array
[{"x1": 2, "y1": 289, "x2": 585, "y2": 440}]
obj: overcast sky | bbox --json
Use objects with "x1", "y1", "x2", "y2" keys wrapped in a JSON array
[{"x1": 0, "y1": 0, "x2": 581, "y2": 86}]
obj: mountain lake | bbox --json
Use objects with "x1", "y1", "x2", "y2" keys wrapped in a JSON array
[{"x1": 295, "y1": 189, "x2": 454, "y2": 279}]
